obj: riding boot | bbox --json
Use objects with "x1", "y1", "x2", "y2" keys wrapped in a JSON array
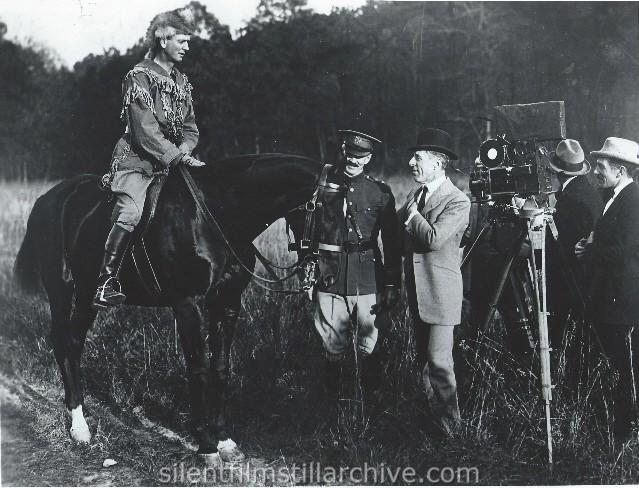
[
  {"x1": 361, "y1": 350, "x2": 383, "y2": 403},
  {"x1": 93, "y1": 224, "x2": 131, "y2": 310},
  {"x1": 324, "y1": 358, "x2": 343, "y2": 404}
]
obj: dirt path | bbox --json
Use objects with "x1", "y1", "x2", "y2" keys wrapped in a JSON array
[{"x1": 0, "y1": 374, "x2": 291, "y2": 486}]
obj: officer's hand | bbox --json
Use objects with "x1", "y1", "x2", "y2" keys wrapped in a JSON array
[
  {"x1": 379, "y1": 286, "x2": 400, "y2": 312},
  {"x1": 407, "y1": 199, "x2": 418, "y2": 216},
  {"x1": 183, "y1": 155, "x2": 206, "y2": 167}
]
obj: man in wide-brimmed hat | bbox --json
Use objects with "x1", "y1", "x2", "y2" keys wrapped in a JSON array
[
  {"x1": 94, "y1": 8, "x2": 205, "y2": 310},
  {"x1": 398, "y1": 128, "x2": 470, "y2": 437},
  {"x1": 546, "y1": 139, "x2": 602, "y2": 352},
  {"x1": 576, "y1": 136, "x2": 639, "y2": 440}
]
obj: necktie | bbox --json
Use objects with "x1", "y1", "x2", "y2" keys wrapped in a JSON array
[{"x1": 416, "y1": 186, "x2": 428, "y2": 212}]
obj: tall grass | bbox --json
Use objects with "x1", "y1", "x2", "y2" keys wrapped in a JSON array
[{"x1": 1, "y1": 179, "x2": 638, "y2": 485}]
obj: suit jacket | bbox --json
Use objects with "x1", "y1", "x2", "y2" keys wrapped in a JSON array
[
  {"x1": 399, "y1": 178, "x2": 471, "y2": 325},
  {"x1": 588, "y1": 182, "x2": 639, "y2": 325},
  {"x1": 549, "y1": 175, "x2": 603, "y2": 299}
]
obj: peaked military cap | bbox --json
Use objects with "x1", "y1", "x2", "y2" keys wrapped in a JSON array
[{"x1": 338, "y1": 130, "x2": 382, "y2": 157}]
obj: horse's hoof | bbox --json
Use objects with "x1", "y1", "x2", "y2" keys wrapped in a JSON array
[
  {"x1": 198, "y1": 452, "x2": 223, "y2": 469},
  {"x1": 217, "y1": 438, "x2": 245, "y2": 462},
  {"x1": 67, "y1": 405, "x2": 91, "y2": 444}
]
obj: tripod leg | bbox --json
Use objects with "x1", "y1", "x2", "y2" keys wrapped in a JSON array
[
  {"x1": 509, "y1": 271, "x2": 535, "y2": 351},
  {"x1": 528, "y1": 219, "x2": 553, "y2": 465},
  {"x1": 482, "y1": 224, "x2": 529, "y2": 330}
]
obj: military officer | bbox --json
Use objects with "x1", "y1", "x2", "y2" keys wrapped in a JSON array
[{"x1": 313, "y1": 129, "x2": 402, "y2": 401}]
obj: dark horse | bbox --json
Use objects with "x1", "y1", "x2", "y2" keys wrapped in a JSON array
[{"x1": 13, "y1": 153, "x2": 322, "y2": 465}]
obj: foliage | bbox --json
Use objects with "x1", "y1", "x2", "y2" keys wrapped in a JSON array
[
  {"x1": 0, "y1": 0, "x2": 639, "y2": 179},
  {"x1": 0, "y1": 2, "x2": 638, "y2": 181}
]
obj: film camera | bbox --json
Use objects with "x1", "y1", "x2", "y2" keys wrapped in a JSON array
[{"x1": 470, "y1": 101, "x2": 566, "y2": 201}]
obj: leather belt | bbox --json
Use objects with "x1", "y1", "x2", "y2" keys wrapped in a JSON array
[{"x1": 318, "y1": 240, "x2": 375, "y2": 253}]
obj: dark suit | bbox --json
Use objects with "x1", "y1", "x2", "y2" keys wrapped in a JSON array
[
  {"x1": 547, "y1": 175, "x2": 603, "y2": 348},
  {"x1": 587, "y1": 181, "x2": 639, "y2": 436}
]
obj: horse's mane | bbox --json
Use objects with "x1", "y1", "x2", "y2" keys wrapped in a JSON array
[{"x1": 196, "y1": 153, "x2": 321, "y2": 181}]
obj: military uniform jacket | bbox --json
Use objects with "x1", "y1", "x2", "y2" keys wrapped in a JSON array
[
  {"x1": 107, "y1": 58, "x2": 199, "y2": 180},
  {"x1": 315, "y1": 165, "x2": 401, "y2": 295}
]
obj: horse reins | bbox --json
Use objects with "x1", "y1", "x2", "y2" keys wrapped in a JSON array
[{"x1": 177, "y1": 164, "x2": 328, "y2": 293}]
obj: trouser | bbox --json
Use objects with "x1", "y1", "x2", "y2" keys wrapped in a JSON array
[
  {"x1": 314, "y1": 292, "x2": 380, "y2": 361},
  {"x1": 110, "y1": 170, "x2": 155, "y2": 232},
  {"x1": 412, "y1": 316, "x2": 461, "y2": 432},
  {"x1": 596, "y1": 322, "x2": 639, "y2": 435}
]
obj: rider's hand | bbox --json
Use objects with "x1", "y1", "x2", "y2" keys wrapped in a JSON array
[
  {"x1": 182, "y1": 155, "x2": 206, "y2": 167},
  {"x1": 178, "y1": 142, "x2": 192, "y2": 155}
]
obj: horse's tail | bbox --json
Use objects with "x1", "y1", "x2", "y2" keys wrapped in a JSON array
[{"x1": 13, "y1": 201, "x2": 43, "y2": 295}]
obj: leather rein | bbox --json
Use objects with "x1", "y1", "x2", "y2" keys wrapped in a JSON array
[{"x1": 178, "y1": 164, "x2": 331, "y2": 294}]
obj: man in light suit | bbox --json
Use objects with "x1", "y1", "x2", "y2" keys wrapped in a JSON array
[
  {"x1": 399, "y1": 128, "x2": 471, "y2": 435},
  {"x1": 576, "y1": 137, "x2": 639, "y2": 440}
]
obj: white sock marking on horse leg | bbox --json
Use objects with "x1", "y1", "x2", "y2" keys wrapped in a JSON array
[
  {"x1": 217, "y1": 438, "x2": 237, "y2": 450},
  {"x1": 217, "y1": 438, "x2": 245, "y2": 462},
  {"x1": 68, "y1": 405, "x2": 91, "y2": 443}
]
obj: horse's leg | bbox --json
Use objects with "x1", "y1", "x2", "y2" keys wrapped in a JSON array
[
  {"x1": 206, "y1": 283, "x2": 245, "y2": 462},
  {"x1": 49, "y1": 288, "x2": 96, "y2": 443},
  {"x1": 173, "y1": 297, "x2": 221, "y2": 465}
]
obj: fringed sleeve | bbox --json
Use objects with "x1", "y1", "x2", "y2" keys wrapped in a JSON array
[{"x1": 120, "y1": 71, "x2": 156, "y2": 120}]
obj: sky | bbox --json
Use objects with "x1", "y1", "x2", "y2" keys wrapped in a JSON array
[{"x1": 1, "y1": 0, "x2": 367, "y2": 68}]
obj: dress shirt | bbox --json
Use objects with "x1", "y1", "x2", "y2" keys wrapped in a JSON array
[
  {"x1": 602, "y1": 179, "x2": 633, "y2": 215},
  {"x1": 405, "y1": 175, "x2": 448, "y2": 225}
]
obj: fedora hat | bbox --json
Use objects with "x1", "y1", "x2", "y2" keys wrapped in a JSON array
[
  {"x1": 338, "y1": 129, "x2": 381, "y2": 157},
  {"x1": 548, "y1": 139, "x2": 590, "y2": 176},
  {"x1": 408, "y1": 128, "x2": 458, "y2": 160},
  {"x1": 591, "y1": 137, "x2": 639, "y2": 166}
]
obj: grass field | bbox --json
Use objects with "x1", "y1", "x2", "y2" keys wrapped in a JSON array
[{"x1": 1, "y1": 178, "x2": 638, "y2": 485}]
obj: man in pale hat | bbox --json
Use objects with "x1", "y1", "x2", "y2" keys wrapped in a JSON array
[
  {"x1": 93, "y1": 8, "x2": 205, "y2": 309},
  {"x1": 309, "y1": 129, "x2": 401, "y2": 406},
  {"x1": 397, "y1": 128, "x2": 470, "y2": 437},
  {"x1": 576, "y1": 136, "x2": 639, "y2": 440},
  {"x1": 546, "y1": 139, "x2": 602, "y2": 353}
]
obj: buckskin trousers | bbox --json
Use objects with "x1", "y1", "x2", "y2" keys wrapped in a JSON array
[
  {"x1": 110, "y1": 170, "x2": 155, "y2": 232},
  {"x1": 314, "y1": 291, "x2": 380, "y2": 360}
]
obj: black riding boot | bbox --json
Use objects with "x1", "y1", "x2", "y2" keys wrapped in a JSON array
[
  {"x1": 92, "y1": 224, "x2": 131, "y2": 310},
  {"x1": 361, "y1": 350, "x2": 383, "y2": 402},
  {"x1": 324, "y1": 358, "x2": 343, "y2": 403}
]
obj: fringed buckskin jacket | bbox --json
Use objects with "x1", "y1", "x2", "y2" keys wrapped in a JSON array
[{"x1": 105, "y1": 58, "x2": 199, "y2": 182}]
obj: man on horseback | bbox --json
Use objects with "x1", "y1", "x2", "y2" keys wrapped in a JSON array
[
  {"x1": 313, "y1": 130, "x2": 401, "y2": 402},
  {"x1": 94, "y1": 8, "x2": 205, "y2": 310}
]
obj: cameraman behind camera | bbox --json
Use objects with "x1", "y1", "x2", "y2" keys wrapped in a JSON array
[
  {"x1": 463, "y1": 196, "x2": 533, "y2": 360},
  {"x1": 546, "y1": 139, "x2": 603, "y2": 354}
]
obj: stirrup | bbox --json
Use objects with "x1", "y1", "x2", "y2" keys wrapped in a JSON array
[{"x1": 92, "y1": 277, "x2": 126, "y2": 309}]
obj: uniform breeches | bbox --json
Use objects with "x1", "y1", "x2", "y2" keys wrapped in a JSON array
[
  {"x1": 110, "y1": 170, "x2": 155, "y2": 232},
  {"x1": 314, "y1": 291, "x2": 380, "y2": 360}
]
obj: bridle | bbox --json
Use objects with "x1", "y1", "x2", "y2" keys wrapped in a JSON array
[{"x1": 178, "y1": 163, "x2": 332, "y2": 294}]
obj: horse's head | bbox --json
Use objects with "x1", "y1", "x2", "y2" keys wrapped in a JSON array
[{"x1": 189, "y1": 153, "x2": 323, "y2": 241}]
